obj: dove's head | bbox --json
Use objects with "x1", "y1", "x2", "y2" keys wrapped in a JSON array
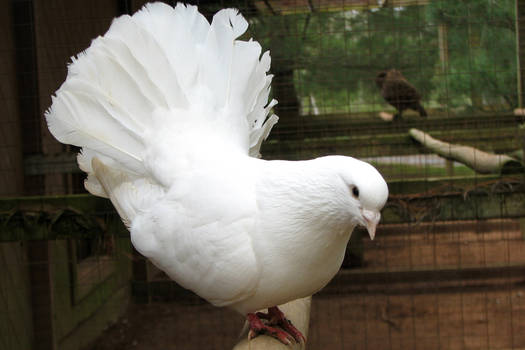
[{"x1": 316, "y1": 156, "x2": 388, "y2": 240}]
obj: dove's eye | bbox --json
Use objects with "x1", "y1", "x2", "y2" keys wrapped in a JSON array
[{"x1": 351, "y1": 186, "x2": 359, "y2": 198}]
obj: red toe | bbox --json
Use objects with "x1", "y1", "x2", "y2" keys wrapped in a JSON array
[
  {"x1": 246, "y1": 306, "x2": 306, "y2": 345},
  {"x1": 267, "y1": 307, "x2": 306, "y2": 343}
]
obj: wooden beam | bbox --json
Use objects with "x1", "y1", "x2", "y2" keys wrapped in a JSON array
[
  {"x1": 323, "y1": 263, "x2": 525, "y2": 295},
  {"x1": 516, "y1": 0, "x2": 525, "y2": 108},
  {"x1": 253, "y1": 0, "x2": 430, "y2": 15},
  {"x1": 271, "y1": 113, "x2": 523, "y2": 138},
  {"x1": 22, "y1": 114, "x2": 523, "y2": 174},
  {"x1": 383, "y1": 176, "x2": 525, "y2": 224},
  {"x1": 263, "y1": 126, "x2": 521, "y2": 160},
  {"x1": 1, "y1": 175, "x2": 523, "y2": 242}
]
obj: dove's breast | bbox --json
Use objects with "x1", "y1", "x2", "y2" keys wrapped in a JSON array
[{"x1": 230, "y1": 159, "x2": 357, "y2": 313}]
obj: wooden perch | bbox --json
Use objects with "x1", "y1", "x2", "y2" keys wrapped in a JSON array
[
  {"x1": 514, "y1": 108, "x2": 525, "y2": 116},
  {"x1": 378, "y1": 111, "x2": 395, "y2": 122},
  {"x1": 409, "y1": 128, "x2": 523, "y2": 174},
  {"x1": 232, "y1": 297, "x2": 311, "y2": 350}
]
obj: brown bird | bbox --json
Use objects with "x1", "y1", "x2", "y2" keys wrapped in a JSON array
[{"x1": 376, "y1": 69, "x2": 427, "y2": 120}]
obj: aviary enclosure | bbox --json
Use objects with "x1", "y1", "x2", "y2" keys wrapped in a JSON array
[{"x1": 1, "y1": 0, "x2": 525, "y2": 349}]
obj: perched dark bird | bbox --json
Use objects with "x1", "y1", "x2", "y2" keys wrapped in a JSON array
[{"x1": 376, "y1": 69, "x2": 427, "y2": 120}]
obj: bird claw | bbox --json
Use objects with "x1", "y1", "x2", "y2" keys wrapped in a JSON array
[
  {"x1": 280, "y1": 318, "x2": 306, "y2": 343},
  {"x1": 266, "y1": 306, "x2": 305, "y2": 343},
  {"x1": 247, "y1": 306, "x2": 306, "y2": 345},
  {"x1": 248, "y1": 326, "x2": 294, "y2": 345}
]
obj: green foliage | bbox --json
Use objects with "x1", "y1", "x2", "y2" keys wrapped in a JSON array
[
  {"x1": 427, "y1": 0, "x2": 517, "y2": 112},
  {"x1": 248, "y1": 0, "x2": 517, "y2": 115}
]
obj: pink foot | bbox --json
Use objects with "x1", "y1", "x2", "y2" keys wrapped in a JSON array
[{"x1": 246, "y1": 306, "x2": 306, "y2": 345}]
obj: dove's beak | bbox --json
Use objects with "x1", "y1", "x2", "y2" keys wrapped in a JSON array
[{"x1": 361, "y1": 209, "x2": 381, "y2": 240}]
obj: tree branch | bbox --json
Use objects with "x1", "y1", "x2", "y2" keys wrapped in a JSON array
[{"x1": 409, "y1": 128, "x2": 523, "y2": 174}]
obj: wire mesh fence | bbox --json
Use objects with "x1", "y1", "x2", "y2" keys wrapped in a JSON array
[{"x1": 1, "y1": 0, "x2": 525, "y2": 349}]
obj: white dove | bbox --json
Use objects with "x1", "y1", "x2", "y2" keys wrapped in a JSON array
[{"x1": 46, "y1": 2, "x2": 388, "y2": 345}]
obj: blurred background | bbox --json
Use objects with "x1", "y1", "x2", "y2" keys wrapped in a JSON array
[{"x1": 2, "y1": 0, "x2": 525, "y2": 349}]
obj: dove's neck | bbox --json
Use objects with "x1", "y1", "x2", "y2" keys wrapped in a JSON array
[
  {"x1": 255, "y1": 157, "x2": 357, "y2": 238},
  {"x1": 240, "y1": 157, "x2": 358, "y2": 309},
  {"x1": 254, "y1": 157, "x2": 357, "y2": 263}
]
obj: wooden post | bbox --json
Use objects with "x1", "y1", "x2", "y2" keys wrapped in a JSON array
[
  {"x1": 438, "y1": 23, "x2": 455, "y2": 175},
  {"x1": 516, "y1": 0, "x2": 525, "y2": 108},
  {"x1": 437, "y1": 23, "x2": 449, "y2": 73},
  {"x1": 0, "y1": 0, "x2": 24, "y2": 196},
  {"x1": 28, "y1": 241, "x2": 56, "y2": 350},
  {"x1": 11, "y1": 0, "x2": 45, "y2": 196},
  {"x1": 232, "y1": 297, "x2": 311, "y2": 350}
]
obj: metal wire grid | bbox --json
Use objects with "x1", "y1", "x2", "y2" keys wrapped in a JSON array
[{"x1": 1, "y1": 1, "x2": 525, "y2": 349}]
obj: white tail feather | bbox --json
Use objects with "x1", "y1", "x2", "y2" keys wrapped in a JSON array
[{"x1": 46, "y1": 2, "x2": 278, "y2": 197}]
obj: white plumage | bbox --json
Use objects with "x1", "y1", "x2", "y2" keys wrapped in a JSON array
[{"x1": 46, "y1": 2, "x2": 388, "y2": 344}]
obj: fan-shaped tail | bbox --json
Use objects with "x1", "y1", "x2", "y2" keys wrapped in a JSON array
[{"x1": 46, "y1": 2, "x2": 278, "y2": 196}]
